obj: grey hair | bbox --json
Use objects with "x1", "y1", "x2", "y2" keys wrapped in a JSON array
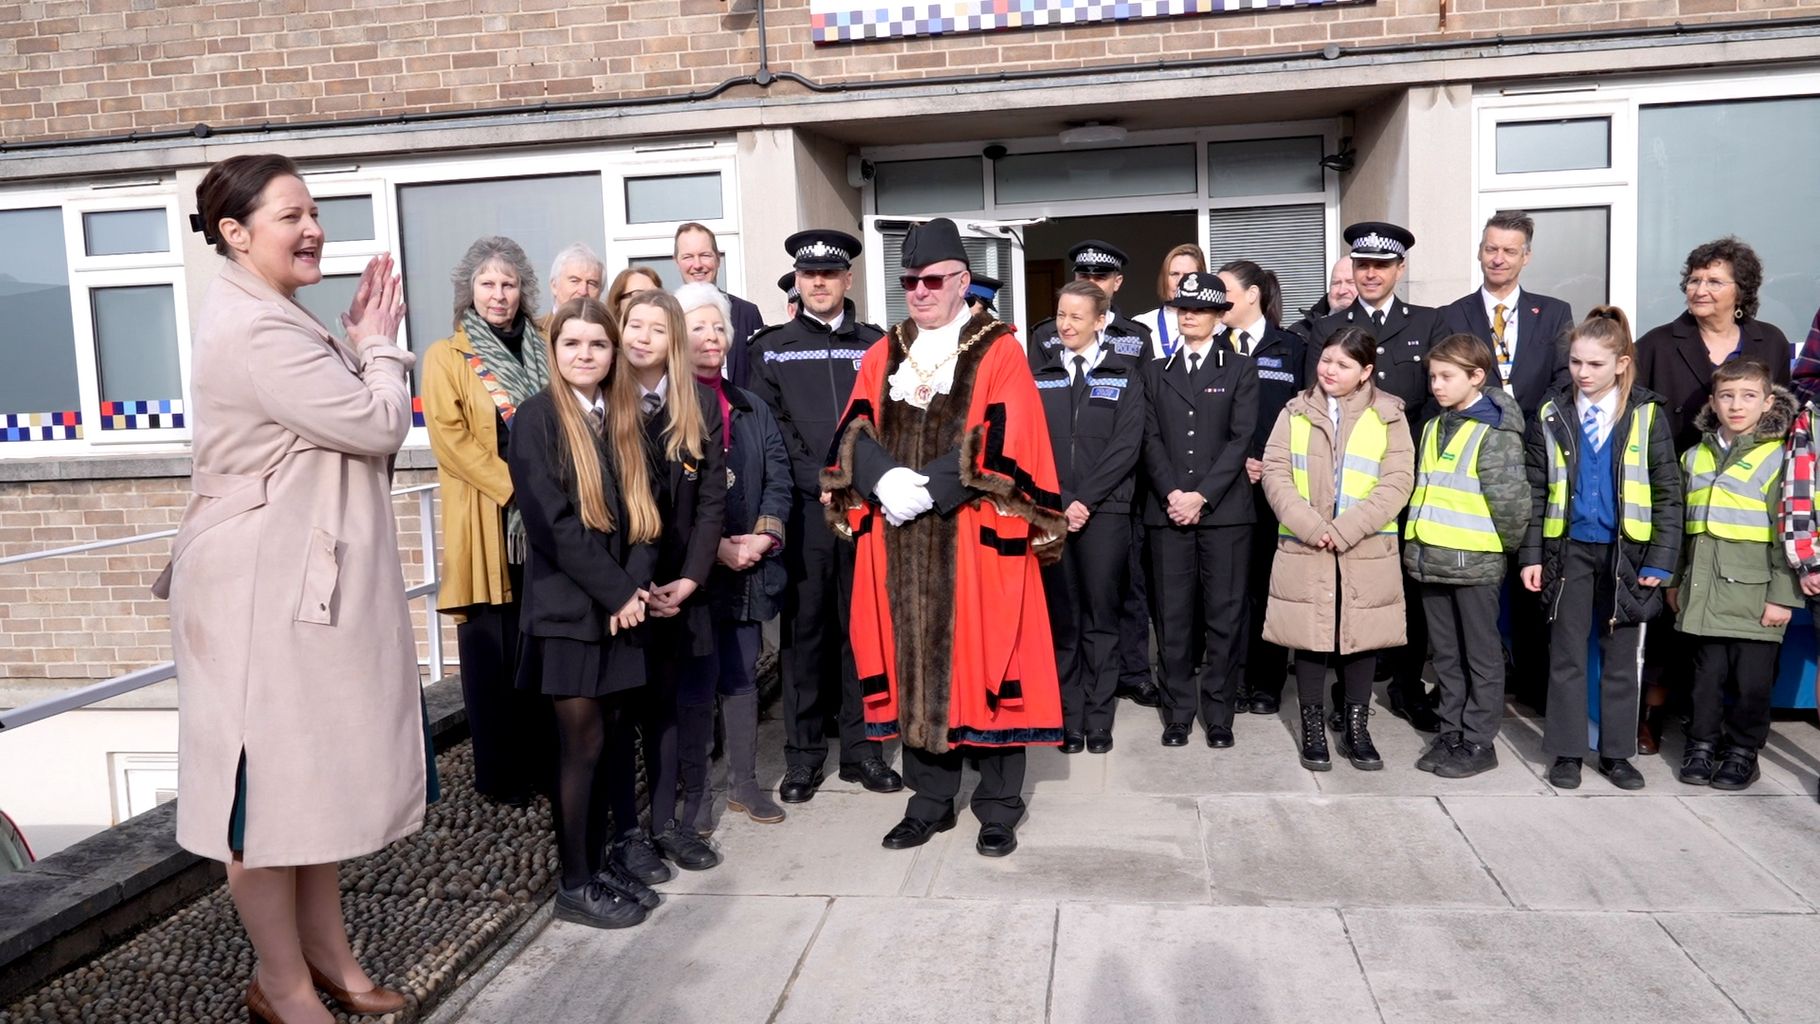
[
  {"x1": 450, "y1": 235, "x2": 539, "y2": 330},
  {"x1": 548, "y1": 242, "x2": 604, "y2": 286},
  {"x1": 673, "y1": 281, "x2": 731, "y2": 327}
]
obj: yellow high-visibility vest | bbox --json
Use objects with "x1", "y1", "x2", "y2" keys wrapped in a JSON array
[
  {"x1": 1405, "y1": 418, "x2": 1501, "y2": 552},
  {"x1": 1538, "y1": 398, "x2": 1656, "y2": 541},
  {"x1": 1282, "y1": 407, "x2": 1396, "y2": 536},
  {"x1": 1682, "y1": 438, "x2": 1782, "y2": 542}
]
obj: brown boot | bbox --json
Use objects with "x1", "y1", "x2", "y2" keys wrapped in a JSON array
[{"x1": 1636, "y1": 685, "x2": 1667, "y2": 755}]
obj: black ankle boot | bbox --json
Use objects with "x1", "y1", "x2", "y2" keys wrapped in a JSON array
[
  {"x1": 1299, "y1": 703, "x2": 1331, "y2": 771},
  {"x1": 1339, "y1": 700, "x2": 1383, "y2": 770}
]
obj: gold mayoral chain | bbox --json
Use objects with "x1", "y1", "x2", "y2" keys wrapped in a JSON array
[{"x1": 897, "y1": 321, "x2": 999, "y2": 406}]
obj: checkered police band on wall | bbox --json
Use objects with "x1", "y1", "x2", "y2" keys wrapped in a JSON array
[{"x1": 809, "y1": 0, "x2": 1373, "y2": 44}]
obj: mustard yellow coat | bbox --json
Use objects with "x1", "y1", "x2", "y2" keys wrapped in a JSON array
[{"x1": 422, "y1": 328, "x2": 514, "y2": 619}]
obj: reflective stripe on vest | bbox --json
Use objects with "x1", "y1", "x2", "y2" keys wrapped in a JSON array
[
  {"x1": 1682, "y1": 438, "x2": 1782, "y2": 542},
  {"x1": 1538, "y1": 399, "x2": 1656, "y2": 542},
  {"x1": 1281, "y1": 407, "x2": 1396, "y2": 536},
  {"x1": 1404, "y1": 417, "x2": 1501, "y2": 552}
]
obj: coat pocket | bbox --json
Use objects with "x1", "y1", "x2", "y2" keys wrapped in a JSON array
[
  {"x1": 1714, "y1": 540, "x2": 1772, "y2": 586},
  {"x1": 295, "y1": 527, "x2": 342, "y2": 625}
]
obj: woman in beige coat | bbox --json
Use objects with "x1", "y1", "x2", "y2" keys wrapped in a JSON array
[
  {"x1": 168, "y1": 154, "x2": 421, "y2": 1024},
  {"x1": 1262, "y1": 326, "x2": 1414, "y2": 774}
]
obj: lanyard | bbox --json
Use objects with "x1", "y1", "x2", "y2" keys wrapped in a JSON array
[{"x1": 1156, "y1": 309, "x2": 1174, "y2": 358}]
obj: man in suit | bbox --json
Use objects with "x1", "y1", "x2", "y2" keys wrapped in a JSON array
[
  {"x1": 1307, "y1": 222, "x2": 1451, "y2": 733},
  {"x1": 675, "y1": 222, "x2": 764, "y2": 388},
  {"x1": 1439, "y1": 211, "x2": 1574, "y2": 417}
]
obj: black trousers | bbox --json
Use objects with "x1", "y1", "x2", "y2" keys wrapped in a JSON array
[
  {"x1": 1150, "y1": 523, "x2": 1250, "y2": 730},
  {"x1": 1293, "y1": 561, "x2": 1375, "y2": 706},
  {"x1": 1042, "y1": 511, "x2": 1129, "y2": 734},
  {"x1": 1391, "y1": 534, "x2": 1431, "y2": 696},
  {"x1": 1117, "y1": 517, "x2": 1155, "y2": 690},
  {"x1": 781, "y1": 495, "x2": 879, "y2": 771},
  {"x1": 1240, "y1": 497, "x2": 1289, "y2": 699},
  {"x1": 1506, "y1": 555, "x2": 1550, "y2": 712},
  {"x1": 1543, "y1": 541, "x2": 1643, "y2": 759},
  {"x1": 903, "y1": 745, "x2": 1026, "y2": 827},
  {"x1": 1688, "y1": 637, "x2": 1781, "y2": 750},
  {"x1": 1421, "y1": 581, "x2": 1506, "y2": 745},
  {"x1": 454, "y1": 566, "x2": 545, "y2": 801}
]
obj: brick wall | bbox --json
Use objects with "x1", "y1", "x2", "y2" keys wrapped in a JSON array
[
  {"x1": 0, "y1": 466, "x2": 459, "y2": 685},
  {"x1": 2, "y1": 0, "x2": 1816, "y2": 145}
]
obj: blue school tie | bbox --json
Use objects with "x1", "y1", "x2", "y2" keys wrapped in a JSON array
[{"x1": 1581, "y1": 404, "x2": 1601, "y2": 447}]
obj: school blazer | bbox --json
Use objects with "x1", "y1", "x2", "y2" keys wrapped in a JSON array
[
  {"x1": 1439, "y1": 290, "x2": 1574, "y2": 416},
  {"x1": 645, "y1": 382, "x2": 729, "y2": 657},
  {"x1": 1140, "y1": 344, "x2": 1259, "y2": 528},
  {"x1": 1032, "y1": 345, "x2": 1147, "y2": 515},
  {"x1": 507, "y1": 391, "x2": 657, "y2": 641}
]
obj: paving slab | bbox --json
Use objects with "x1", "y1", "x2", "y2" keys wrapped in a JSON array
[
  {"x1": 1020, "y1": 744, "x2": 1110, "y2": 796},
  {"x1": 1658, "y1": 913, "x2": 1820, "y2": 1024},
  {"x1": 928, "y1": 794, "x2": 1209, "y2": 904},
  {"x1": 1442, "y1": 795, "x2": 1807, "y2": 911},
  {"x1": 664, "y1": 791, "x2": 925, "y2": 897},
  {"x1": 1346, "y1": 908, "x2": 1747, "y2": 1024},
  {"x1": 454, "y1": 894, "x2": 827, "y2": 1024},
  {"x1": 771, "y1": 896, "x2": 1054, "y2": 1024},
  {"x1": 1199, "y1": 796, "x2": 1508, "y2": 908},
  {"x1": 1103, "y1": 710, "x2": 1320, "y2": 796},
  {"x1": 1048, "y1": 903, "x2": 1381, "y2": 1024},
  {"x1": 1680, "y1": 795, "x2": 1820, "y2": 907},
  {"x1": 1497, "y1": 713, "x2": 1812, "y2": 796}
]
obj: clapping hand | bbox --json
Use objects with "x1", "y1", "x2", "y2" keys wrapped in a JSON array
[{"x1": 341, "y1": 253, "x2": 406, "y2": 349}]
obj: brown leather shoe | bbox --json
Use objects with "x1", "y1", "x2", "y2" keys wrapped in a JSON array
[
  {"x1": 1636, "y1": 717, "x2": 1659, "y2": 756},
  {"x1": 308, "y1": 963, "x2": 407, "y2": 1015},
  {"x1": 245, "y1": 980, "x2": 284, "y2": 1024}
]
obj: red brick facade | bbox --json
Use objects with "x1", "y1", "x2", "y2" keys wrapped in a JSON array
[{"x1": 3, "y1": 0, "x2": 1816, "y2": 145}]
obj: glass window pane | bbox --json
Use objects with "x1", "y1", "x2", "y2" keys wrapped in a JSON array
[
  {"x1": 0, "y1": 208, "x2": 82, "y2": 420},
  {"x1": 397, "y1": 173, "x2": 607, "y2": 381},
  {"x1": 624, "y1": 258, "x2": 701, "y2": 292},
  {"x1": 92, "y1": 284, "x2": 183, "y2": 404},
  {"x1": 1521, "y1": 206, "x2": 1609, "y2": 321},
  {"x1": 1495, "y1": 118, "x2": 1611, "y2": 174},
  {"x1": 1638, "y1": 96, "x2": 1820, "y2": 340},
  {"x1": 82, "y1": 208, "x2": 170, "y2": 257},
  {"x1": 1205, "y1": 204, "x2": 1327, "y2": 323},
  {"x1": 994, "y1": 145, "x2": 1196, "y2": 204},
  {"x1": 624, "y1": 173, "x2": 722, "y2": 224},
  {"x1": 1208, "y1": 137, "x2": 1325, "y2": 198},
  {"x1": 316, "y1": 195, "x2": 375, "y2": 243},
  {"x1": 293, "y1": 274, "x2": 363, "y2": 335},
  {"x1": 875, "y1": 157, "x2": 985, "y2": 215}
]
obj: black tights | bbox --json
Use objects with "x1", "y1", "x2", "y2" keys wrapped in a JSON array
[
  {"x1": 1294, "y1": 649, "x2": 1374, "y2": 707},
  {"x1": 549, "y1": 698, "x2": 615, "y2": 891}
]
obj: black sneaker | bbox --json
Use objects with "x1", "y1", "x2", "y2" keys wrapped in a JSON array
[
  {"x1": 779, "y1": 765, "x2": 824, "y2": 804},
  {"x1": 555, "y1": 878, "x2": 648, "y2": 929},
  {"x1": 1415, "y1": 731, "x2": 1463, "y2": 773},
  {"x1": 1678, "y1": 741, "x2": 1717, "y2": 786},
  {"x1": 655, "y1": 821, "x2": 722, "y2": 871},
  {"x1": 838, "y1": 757, "x2": 905, "y2": 793},
  {"x1": 594, "y1": 866, "x2": 660, "y2": 910},
  {"x1": 1710, "y1": 747, "x2": 1760, "y2": 791},
  {"x1": 1435, "y1": 740, "x2": 1498, "y2": 779},
  {"x1": 609, "y1": 833, "x2": 674, "y2": 885}
]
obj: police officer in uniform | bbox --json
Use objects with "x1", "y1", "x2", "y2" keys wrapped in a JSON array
[
  {"x1": 1032, "y1": 281, "x2": 1147, "y2": 754},
  {"x1": 965, "y1": 273, "x2": 1003, "y2": 319},
  {"x1": 778, "y1": 270, "x2": 801, "y2": 322},
  {"x1": 747, "y1": 229, "x2": 904, "y2": 802},
  {"x1": 1306, "y1": 222, "x2": 1451, "y2": 731},
  {"x1": 1028, "y1": 240, "x2": 1153, "y2": 372}
]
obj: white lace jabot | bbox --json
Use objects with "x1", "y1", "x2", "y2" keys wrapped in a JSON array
[{"x1": 887, "y1": 309, "x2": 972, "y2": 410}]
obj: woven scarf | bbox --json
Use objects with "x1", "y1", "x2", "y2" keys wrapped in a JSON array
[{"x1": 461, "y1": 309, "x2": 550, "y2": 563}]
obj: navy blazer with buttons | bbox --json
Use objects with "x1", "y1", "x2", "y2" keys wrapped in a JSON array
[
  {"x1": 1439, "y1": 288, "x2": 1574, "y2": 416},
  {"x1": 1140, "y1": 342, "x2": 1259, "y2": 528},
  {"x1": 1306, "y1": 297, "x2": 1450, "y2": 436}
]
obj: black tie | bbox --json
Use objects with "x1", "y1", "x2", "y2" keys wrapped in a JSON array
[
  {"x1": 1071, "y1": 354, "x2": 1089, "y2": 407},
  {"x1": 1237, "y1": 330, "x2": 1251, "y2": 356},
  {"x1": 1372, "y1": 309, "x2": 1386, "y2": 330},
  {"x1": 1188, "y1": 350, "x2": 1202, "y2": 382}
]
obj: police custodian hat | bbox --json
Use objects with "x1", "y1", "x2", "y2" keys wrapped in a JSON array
[
  {"x1": 1069, "y1": 239, "x2": 1128, "y2": 274},
  {"x1": 966, "y1": 273, "x2": 1002, "y2": 311},
  {"x1": 776, "y1": 270, "x2": 800, "y2": 302},
  {"x1": 784, "y1": 228, "x2": 861, "y2": 271},
  {"x1": 1344, "y1": 221, "x2": 1415, "y2": 262},
  {"x1": 1168, "y1": 271, "x2": 1230, "y2": 310}
]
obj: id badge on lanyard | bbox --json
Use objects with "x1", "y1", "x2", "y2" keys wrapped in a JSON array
[{"x1": 1157, "y1": 310, "x2": 1175, "y2": 358}]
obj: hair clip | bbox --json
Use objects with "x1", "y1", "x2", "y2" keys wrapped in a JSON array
[
  {"x1": 1593, "y1": 309, "x2": 1621, "y2": 322},
  {"x1": 188, "y1": 212, "x2": 206, "y2": 234}
]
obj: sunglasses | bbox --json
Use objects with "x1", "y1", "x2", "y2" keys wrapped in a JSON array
[{"x1": 899, "y1": 270, "x2": 964, "y2": 292}]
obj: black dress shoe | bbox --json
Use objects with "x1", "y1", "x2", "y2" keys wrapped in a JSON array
[
  {"x1": 1548, "y1": 756, "x2": 1583, "y2": 789},
  {"x1": 1060, "y1": 731, "x2": 1086, "y2": 754},
  {"x1": 839, "y1": 757, "x2": 904, "y2": 793},
  {"x1": 1597, "y1": 757, "x2": 1645, "y2": 791},
  {"x1": 1160, "y1": 723, "x2": 1191, "y2": 747},
  {"x1": 881, "y1": 811, "x2": 957, "y2": 850},
  {"x1": 1085, "y1": 729, "x2": 1114, "y2": 754},
  {"x1": 555, "y1": 879, "x2": 649, "y2": 930},
  {"x1": 1247, "y1": 691, "x2": 1281, "y2": 715},
  {"x1": 1710, "y1": 747, "x2": 1760, "y2": 791},
  {"x1": 1205, "y1": 725, "x2": 1234, "y2": 749},
  {"x1": 976, "y1": 822, "x2": 1018, "y2": 857},
  {"x1": 655, "y1": 822, "x2": 721, "y2": 871},
  {"x1": 1118, "y1": 683, "x2": 1162, "y2": 708},
  {"x1": 1678, "y1": 740, "x2": 1717, "y2": 786},
  {"x1": 608, "y1": 833, "x2": 674, "y2": 885},
  {"x1": 778, "y1": 765, "x2": 824, "y2": 804}
]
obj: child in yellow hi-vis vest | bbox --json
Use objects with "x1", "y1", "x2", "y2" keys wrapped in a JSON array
[
  {"x1": 1403, "y1": 335, "x2": 1530, "y2": 778},
  {"x1": 1667, "y1": 359, "x2": 1800, "y2": 791}
]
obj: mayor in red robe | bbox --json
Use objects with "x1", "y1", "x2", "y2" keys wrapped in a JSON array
[{"x1": 821, "y1": 218, "x2": 1065, "y2": 858}]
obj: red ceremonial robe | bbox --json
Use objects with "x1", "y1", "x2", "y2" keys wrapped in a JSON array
[{"x1": 822, "y1": 312, "x2": 1066, "y2": 755}]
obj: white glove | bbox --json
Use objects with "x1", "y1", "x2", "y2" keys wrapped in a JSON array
[{"x1": 874, "y1": 467, "x2": 934, "y2": 526}]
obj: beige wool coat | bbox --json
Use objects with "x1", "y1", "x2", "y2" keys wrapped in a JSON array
[
  {"x1": 1259, "y1": 384, "x2": 1415, "y2": 655},
  {"x1": 164, "y1": 258, "x2": 425, "y2": 868}
]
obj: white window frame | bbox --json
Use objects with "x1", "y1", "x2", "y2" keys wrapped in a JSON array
[
  {"x1": 860, "y1": 120, "x2": 1344, "y2": 330},
  {"x1": 108, "y1": 751, "x2": 178, "y2": 825},
  {"x1": 1473, "y1": 66, "x2": 1820, "y2": 319},
  {"x1": 609, "y1": 143, "x2": 744, "y2": 293}
]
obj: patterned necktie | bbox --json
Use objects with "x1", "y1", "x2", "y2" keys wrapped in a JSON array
[
  {"x1": 1582, "y1": 404, "x2": 1601, "y2": 447},
  {"x1": 587, "y1": 405, "x2": 604, "y2": 436},
  {"x1": 1071, "y1": 354, "x2": 1089, "y2": 406},
  {"x1": 1492, "y1": 303, "x2": 1511, "y2": 365},
  {"x1": 641, "y1": 392, "x2": 662, "y2": 419}
]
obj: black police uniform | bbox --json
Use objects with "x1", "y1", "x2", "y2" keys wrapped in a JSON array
[
  {"x1": 1304, "y1": 222, "x2": 1450, "y2": 723},
  {"x1": 1141, "y1": 273, "x2": 1259, "y2": 745},
  {"x1": 1032, "y1": 337, "x2": 1147, "y2": 746},
  {"x1": 746, "y1": 229, "x2": 895, "y2": 792}
]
